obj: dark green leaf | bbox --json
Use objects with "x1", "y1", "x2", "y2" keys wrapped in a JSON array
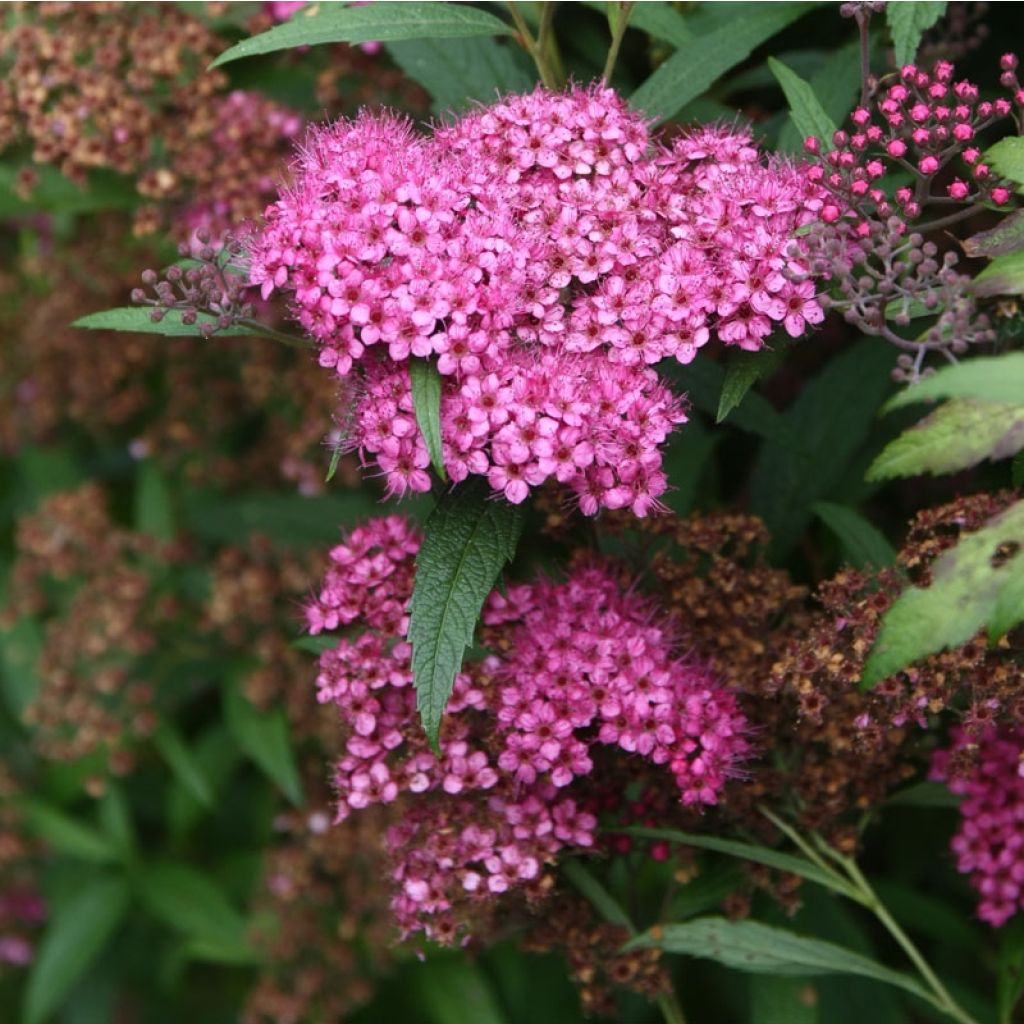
[
  {"x1": 0, "y1": 617, "x2": 42, "y2": 718},
  {"x1": 812, "y1": 502, "x2": 895, "y2": 568},
  {"x1": 717, "y1": 343, "x2": 790, "y2": 423},
  {"x1": 23, "y1": 878, "x2": 129, "y2": 1024},
  {"x1": 561, "y1": 859, "x2": 634, "y2": 932},
  {"x1": 998, "y1": 918, "x2": 1024, "y2": 1024},
  {"x1": 387, "y1": 36, "x2": 534, "y2": 114},
  {"x1": 415, "y1": 957, "x2": 509, "y2": 1024},
  {"x1": 19, "y1": 800, "x2": 120, "y2": 863},
  {"x1": 873, "y1": 880, "x2": 983, "y2": 953},
  {"x1": 211, "y1": 1, "x2": 514, "y2": 67},
  {"x1": 884, "y1": 352, "x2": 1024, "y2": 410},
  {"x1": 661, "y1": 416, "x2": 719, "y2": 516},
  {"x1": 153, "y1": 725, "x2": 214, "y2": 809},
  {"x1": 292, "y1": 635, "x2": 340, "y2": 655},
  {"x1": 0, "y1": 164, "x2": 138, "y2": 218},
  {"x1": 223, "y1": 676, "x2": 303, "y2": 805},
  {"x1": 963, "y1": 210, "x2": 1024, "y2": 258},
  {"x1": 630, "y1": 3, "x2": 817, "y2": 124},
  {"x1": 133, "y1": 461, "x2": 175, "y2": 543},
  {"x1": 867, "y1": 400, "x2": 1024, "y2": 479},
  {"x1": 768, "y1": 57, "x2": 837, "y2": 151},
  {"x1": 751, "y1": 976, "x2": 820, "y2": 1024},
  {"x1": 615, "y1": 826, "x2": 845, "y2": 894},
  {"x1": 630, "y1": 918, "x2": 930, "y2": 1001},
  {"x1": 72, "y1": 307, "x2": 256, "y2": 338},
  {"x1": 986, "y1": 137, "x2": 1024, "y2": 188},
  {"x1": 863, "y1": 499, "x2": 1024, "y2": 685},
  {"x1": 887, "y1": 2, "x2": 947, "y2": 67},
  {"x1": 885, "y1": 779, "x2": 962, "y2": 808},
  {"x1": 1013, "y1": 450, "x2": 1024, "y2": 490},
  {"x1": 97, "y1": 784, "x2": 136, "y2": 863},
  {"x1": 408, "y1": 479, "x2": 524, "y2": 747},
  {"x1": 409, "y1": 358, "x2": 448, "y2": 483},
  {"x1": 626, "y1": 2, "x2": 692, "y2": 48},
  {"x1": 136, "y1": 863, "x2": 250, "y2": 950}
]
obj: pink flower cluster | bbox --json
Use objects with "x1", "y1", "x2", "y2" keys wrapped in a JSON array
[
  {"x1": 931, "y1": 728, "x2": 1024, "y2": 927},
  {"x1": 306, "y1": 516, "x2": 748, "y2": 940},
  {"x1": 805, "y1": 59, "x2": 1014, "y2": 226},
  {"x1": 250, "y1": 86, "x2": 824, "y2": 511}
]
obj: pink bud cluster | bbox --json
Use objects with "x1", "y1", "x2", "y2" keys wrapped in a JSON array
[
  {"x1": 305, "y1": 516, "x2": 748, "y2": 940},
  {"x1": 931, "y1": 728, "x2": 1024, "y2": 927},
  {"x1": 250, "y1": 85, "x2": 825, "y2": 511}
]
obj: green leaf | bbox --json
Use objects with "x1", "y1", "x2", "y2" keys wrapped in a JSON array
[
  {"x1": 292, "y1": 635, "x2": 340, "y2": 655},
  {"x1": 974, "y1": 250, "x2": 1024, "y2": 297},
  {"x1": 153, "y1": 725, "x2": 214, "y2": 809},
  {"x1": 887, "y1": 2, "x2": 947, "y2": 67},
  {"x1": 626, "y1": 2, "x2": 692, "y2": 48},
  {"x1": 630, "y1": 3, "x2": 817, "y2": 124},
  {"x1": 415, "y1": 957, "x2": 510, "y2": 1024},
  {"x1": 19, "y1": 800, "x2": 120, "y2": 863},
  {"x1": 0, "y1": 164, "x2": 138, "y2": 218},
  {"x1": 210, "y1": 1, "x2": 513, "y2": 67},
  {"x1": 72, "y1": 307, "x2": 256, "y2": 338},
  {"x1": 615, "y1": 826, "x2": 846, "y2": 894},
  {"x1": 223, "y1": 676, "x2": 303, "y2": 806},
  {"x1": 751, "y1": 976, "x2": 820, "y2": 1024},
  {"x1": 998, "y1": 918, "x2": 1024, "y2": 1024},
  {"x1": 23, "y1": 878, "x2": 129, "y2": 1024},
  {"x1": 408, "y1": 479, "x2": 524, "y2": 747},
  {"x1": 866, "y1": 399, "x2": 1024, "y2": 479},
  {"x1": 990, "y1": 555, "x2": 1024, "y2": 640},
  {"x1": 750, "y1": 338, "x2": 895, "y2": 557},
  {"x1": 133, "y1": 461, "x2": 175, "y2": 543},
  {"x1": 409, "y1": 358, "x2": 448, "y2": 483},
  {"x1": 768, "y1": 57, "x2": 837, "y2": 151},
  {"x1": 964, "y1": 210, "x2": 1024, "y2": 258},
  {"x1": 387, "y1": 36, "x2": 535, "y2": 114},
  {"x1": 561, "y1": 859, "x2": 635, "y2": 932},
  {"x1": 97, "y1": 784, "x2": 136, "y2": 863},
  {"x1": 717, "y1": 343, "x2": 790, "y2": 423},
  {"x1": 135, "y1": 863, "x2": 251, "y2": 951},
  {"x1": 884, "y1": 352, "x2": 1024, "y2": 410},
  {"x1": 0, "y1": 617, "x2": 42, "y2": 718},
  {"x1": 885, "y1": 779, "x2": 962, "y2": 808},
  {"x1": 629, "y1": 918, "x2": 930, "y2": 1001},
  {"x1": 986, "y1": 137, "x2": 1024, "y2": 188},
  {"x1": 863, "y1": 499, "x2": 1024, "y2": 685},
  {"x1": 812, "y1": 503, "x2": 895, "y2": 569},
  {"x1": 179, "y1": 937, "x2": 263, "y2": 967}
]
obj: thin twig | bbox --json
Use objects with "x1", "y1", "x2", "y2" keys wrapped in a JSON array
[{"x1": 601, "y1": 2, "x2": 635, "y2": 84}]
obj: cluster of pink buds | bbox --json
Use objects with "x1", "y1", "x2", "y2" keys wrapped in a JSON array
[
  {"x1": 802, "y1": 57, "x2": 1015, "y2": 380},
  {"x1": 249, "y1": 85, "x2": 825, "y2": 512},
  {"x1": 931, "y1": 728, "x2": 1024, "y2": 928},
  {"x1": 305, "y1": 516, "x2": 748, "y2": 940}
]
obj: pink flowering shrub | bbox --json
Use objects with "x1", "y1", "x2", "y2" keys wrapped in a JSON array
[
  {"x1": 931, "y1": 728, "x2": 1024, "y2": 927},
  {"x1": 304, "y1": 516, "x2": 748, "y2": 940},
  {"x1": 250, "y1": 86, "x2": 824, "y2": 510}
]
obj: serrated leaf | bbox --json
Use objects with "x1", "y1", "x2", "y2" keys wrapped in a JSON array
[
  {"x1": 153, "y1": 725, "x2": 214, "y2": 809},
  {"x1": 72, "y1": 307, "x2": 255, "y2": 338},
  {"x1": 884, "y1": 352, "x2": 1024, "y2": 410},
  {"x1": 133, "y1": 461, "x2": 174, "y2": 543},
  {"x1": 408, "y1": 479, "x2": 524, "y2": 747},
  {"x1": 19, "y1": 800, "x2": 120, "y2": 863},
  {"x1": 629, "y1": 918, "x2": 930, "y2": 1001},
  {"x1": 974, "y1": 251, "x2": 1024, "y2": 298},
  {"x1": 387, "y1": 35, "x2": 534, "y2": 114},
  {"x1": 136, "y1": 863, "x2": 251, "y2": 951},
  {"x1": 964, "y1": 210, "x2": 1024, "y2": 258},
  {"x1": 211, "y1": 1, "x2": 513, "y2": 67},
  {"x1": 23, "y1": 878, "x2": 129, "y2": 1024},
  {"x1": 863, "y1": 499, "x2": 1024, "y2": 685},
  {"x1": 987, "y1": 137, "x2": 1024, "y2": 188},
  {"x1": 615, "y1": 826, "x2": 845, "y2": 894},
  {"x1": 223, "y1": 676, "x2": 303, "y2": 806},
  {"x1": 867, "y1": 399, "x2": 1024, "y2": 480},
  {"x1": 812, "y1": 503, "x2": 895, "y2": 569},
  {"x1": 409, "y1": 358, "x2": 448, "y2": 483},
  {"x1": 630, "y1": 2, "x2": 817, "y2": 124},
  {"x1": 768, "y1": 57, "x2": 837, "y2": 151},
  {"x1": 887, "y1": 2, "x2": 947, "y2": 67},
  {"x1": 751, "y1": 976, "x2": 819, "y2": 1024},
  {"x1": 717, "y1": 343, "x2": 789, "y2": 423}
]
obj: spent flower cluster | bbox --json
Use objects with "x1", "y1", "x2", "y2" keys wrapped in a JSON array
[
  {"x1": 250, "y1": 85, "x2": 825, "y2": 512},
  {"x1": 305, "y1": 516, "x2": 748, "y2": 940}
]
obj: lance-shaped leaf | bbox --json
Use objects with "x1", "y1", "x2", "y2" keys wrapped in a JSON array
[
  {"x1": 73, "y1": 307, "x2": 255, "y2": 338},
  {"x1": 211, "y1": 2, "x2": 513, "y2": 68},
  {"x1": 768, "y1": 57, "x2": 837, "y2": 151},
  {"x1": 867, "y1": 399, "x2": 1024, "y2": 480},
  {"x1": 974, "y1": 250, "x2": 1024, "y2": 297},
  {"x1": 813, "y1": 503, "x2": 895, "y2": 569},
  {"x1": 887, "y1": 2, "x2": 947, "y2": 67},
  {"x1": 408, "y1": 480, "x2": 524, "y2": 747},
  {"x1": 717, "y1": 342, "x2": 791, "y2": 423},
  {"x1": 964, "y1": 210, "x2": 1024, "y2": 258},
  {"x1": 883, "y1": 352, "x2": 1024, "y2": 410},
  {"x1": 409, "y1": 358, "x2": 448, "y2": 482},
  {"x1": 863, "y1": 498, "x2": 1024, "y2": 685},
  {"x1": 628, "y1": 918, "x2": 930, "y2": 1002}
]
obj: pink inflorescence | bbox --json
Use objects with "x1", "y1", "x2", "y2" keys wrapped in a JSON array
[
  {"x1": 307, "y1": 516, "x2": 749, "y2": 940},
  {"x1": 931, "y1": 728, "x2": 1024, "y2": 927},
  {"x1": 250, "y1": 85, "x2": 825, "y2": 511}
]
